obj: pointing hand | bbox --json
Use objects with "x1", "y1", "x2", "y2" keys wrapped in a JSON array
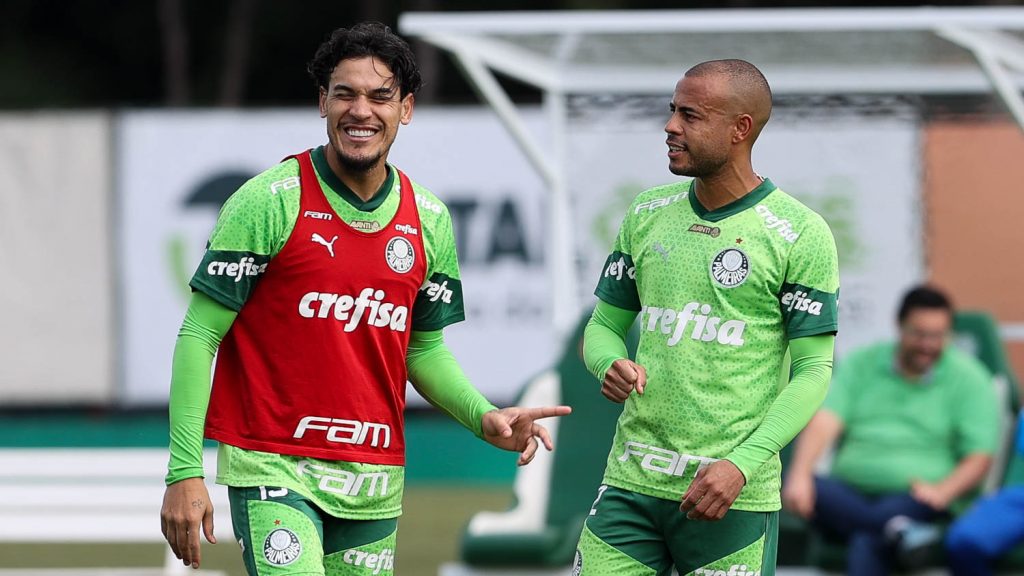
[{"x1": 481, "y1": 405, "x2": 573, "y2": 465}]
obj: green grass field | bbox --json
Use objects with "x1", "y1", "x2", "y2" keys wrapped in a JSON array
[
  {"x1": 0, "y1": 412, "x2": 521, "y2": 574},
  {"x1": 0, "y1": 487, "x2": 511, "y2": 576}
]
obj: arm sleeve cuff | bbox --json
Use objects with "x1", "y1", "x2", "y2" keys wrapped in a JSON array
[
  {"x1": 165, "y1": 292, "x2": 237, "y2": 485},
  {"x1": 407, "y1": 330, "x2": 497, "y2": 438},
  {"x1": 583, "y1": 300, "x2": 638, "y2": 381},
  {"x1": 725, "y1": 334, "x2": 835, "y2": 481}
]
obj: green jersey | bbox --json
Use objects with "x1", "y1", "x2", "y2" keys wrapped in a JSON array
[
  {"x1": 189, "y1": 146, "x2": 465, "y2": 519},
  {"x1": 595, "y1": 178, "x2": 839, "y2": 511},
  {"x1": 824, "y1": 342, "x2": 998, "y2": 495}
]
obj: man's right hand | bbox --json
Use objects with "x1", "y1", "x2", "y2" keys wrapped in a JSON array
[
  {"x1": 781, "y1": 472, "x2": 816, "y2": 519},
  {"x1": 602, "y1": 359, "x2": 647, "y2": 403},
  {"x1": 161, "y1": 477, "x2": 217, "y2": 569}
]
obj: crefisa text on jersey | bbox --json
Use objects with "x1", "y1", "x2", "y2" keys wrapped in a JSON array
[
  {"x1": 640, "y1": 302, "x2": 746, "y2": 346},
  {"x1": 780, "y1": 289, "x2": 824, "y2": 316},
  {"x1": 422, "y1": 279, "x2": 454, "y2": 304},
  {"x1": 603, "y1": 255, "x2": 636, "y2": 281},
  {"x1": 206, "y1": 256, "x2": 268, "y2": 283},
  {"x1": 754, "y1": 204, "x2": 800, "y2": 243},
  {"x1": 298, "y1": 288, "x2": 409, "y2": 332}
]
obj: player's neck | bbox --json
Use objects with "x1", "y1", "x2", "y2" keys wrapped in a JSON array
[
  {"x1": 693, "y1": 167, "x2": 763, "y2": 212},
  {"x1": 324, "y1": 147, "x2": 388, "y2": 202},
  {"x1": 341, "y1": 168, "x2": 388, "y2": 202}
]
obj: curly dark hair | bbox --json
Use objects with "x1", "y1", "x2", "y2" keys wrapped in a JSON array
[{"x1": 307, "y1": 22, "x2": 423, "y2": 98}]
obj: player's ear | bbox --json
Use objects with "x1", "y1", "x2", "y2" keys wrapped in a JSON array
[
  {"x1": 318, "y1": 87, "x2": 328, "y2": 119},
  {"x1": 732, "y1": 114, "x2": 754, "y2": 144},
  {"x1": 400, "y1": 93, "x2": 415, "y2": 125}
]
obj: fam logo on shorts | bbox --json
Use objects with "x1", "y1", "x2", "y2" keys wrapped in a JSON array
[
  {"x1": 263, "y1": 528, "x2": 302, "y2": 566},
  {"x1": 694, "y1": 564, "x2": 760, "y2": 576},
  {"x1": 385, "y1": 236, "x2": 415, "y2": 274},
  {"x1": 710, "y1": 248, "x2": 749, "y2": 288},
  {"x1": 572, "y1": 549, "x2": 582, "y2": 576}
]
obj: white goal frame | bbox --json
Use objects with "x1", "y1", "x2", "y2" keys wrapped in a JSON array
[{"x1": 400, "y1": 7, "x2": 1024, "y2": 338}]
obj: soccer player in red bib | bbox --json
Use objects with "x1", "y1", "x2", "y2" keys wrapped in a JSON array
[{"x1": 159, "y1": 22, "x2": 570, "y2": 575}]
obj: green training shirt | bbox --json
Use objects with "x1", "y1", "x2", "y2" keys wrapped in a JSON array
[
  {"x1": 824, "y1": 342, "x2": 999, "y2": 495},
  {"x1": 594, "y1": 178, "x2": 840, "y2": 511},
  {"x1": 187, "y1": 146, "x2": 465, "y2": 519}
]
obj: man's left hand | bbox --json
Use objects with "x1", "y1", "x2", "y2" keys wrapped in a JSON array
[
  {"x1": 481, "y1": 406, "x2": 572, "y2": 466},
  {"x1": 679, "y1": 460, "x2": 746, "y2": 521},
  {"x1": 910, "y1": 480, "x2": 952, "y2": 511}
]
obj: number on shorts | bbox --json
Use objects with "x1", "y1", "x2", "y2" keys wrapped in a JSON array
[
  {"x1": 259, "y1": 486, "x2": 289, "y2": 500},
  {"x1": 589, "y1": 484, "x2": 609, "y2": 516}
]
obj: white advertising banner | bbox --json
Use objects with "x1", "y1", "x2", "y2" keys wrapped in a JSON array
[
  {"x1": 568, "y1": 105, "x2": 923, "y2": 356},
  {"x1": 0, "y1": 113, "x2": 114, "y2": 403},
  {"x1": 118, "y1": 108, "x2": 552, "y2": 406},
  {"x1": 120, "y1": 105, "x2": 921, "y2": 406}
]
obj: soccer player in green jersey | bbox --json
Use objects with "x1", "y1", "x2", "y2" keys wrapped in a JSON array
[
  {"x1": 573, "y1": 60, "x2": 839, "y2": 575},
  {"x1": 159, "y1": 22, "x2": 569, "y2": 575}
]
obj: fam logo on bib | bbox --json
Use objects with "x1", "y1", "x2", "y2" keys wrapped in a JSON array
[
  {"x1": 710, "y1": 248, "x2": 749, "y2": 288},
  {"x1": 263, "y1": 527, "x2": 302, "y2": 566},
  {"x1": 385, "y1": 236, "x2": 415, "y2": 274}
]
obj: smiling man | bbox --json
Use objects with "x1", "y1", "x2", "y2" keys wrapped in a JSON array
[
  {"x1": 158, "y1": 22, "x2": 570, "y2": 576},
  {"x1": 783, "y1": 285, "x2": 1000, "y2": 576}
]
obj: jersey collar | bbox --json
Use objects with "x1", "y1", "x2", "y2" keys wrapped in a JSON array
[
  {"x1": 687, "y1": 177, "x2": 776, "y2": 222},
  {"x1": 311, "y1": 145, "x2": 395, "y2": 212}
]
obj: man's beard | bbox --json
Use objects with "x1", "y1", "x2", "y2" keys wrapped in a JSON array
[
  {"x1": 670, "y1": 150, "x2": 726, "y2": 178},
  {"x1": 336, "y1": 148, "x2": 384, "y2": 173},
  {"x1": 900, "y1": 348, "x2": 940, "y2": 376}
]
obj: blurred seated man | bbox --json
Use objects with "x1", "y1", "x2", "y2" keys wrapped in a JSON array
[
  {"x1": 782, "y1": 285, "x2": 1000, "y2": 576},
  {"x1": 945, "y1": 413, "x2": 1024, "y2": 576}
]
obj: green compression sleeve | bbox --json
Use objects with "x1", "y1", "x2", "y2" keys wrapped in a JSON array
[
  {"x1": 407, "y1": 330, "x2": 497, "y2": 438},
  {"x1": 165, "y1": 291, "x2": 237, "y2": 485},
  {"x1": 583, "y1": 300, "x2": 639, "y2": 381},
  {"x1": 724, "y1": 334, "x2": 835, "y2": 481}
]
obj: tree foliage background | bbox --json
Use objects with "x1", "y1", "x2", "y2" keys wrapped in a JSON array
[{"x1": 3, "y1": 0, "x2": 1017, "y2": 109}]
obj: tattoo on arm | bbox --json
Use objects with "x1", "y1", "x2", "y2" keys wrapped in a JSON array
[{"x1": 191, "y1": 499, "x2": 205, "y2": 509}]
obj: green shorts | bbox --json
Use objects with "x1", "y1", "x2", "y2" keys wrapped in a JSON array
[
  {"x1": 574, "y1": 485, "x2": 777, "y2": 576},
  {"x1": 229, "y1": 486, "x2": 397, "y2": 576}
]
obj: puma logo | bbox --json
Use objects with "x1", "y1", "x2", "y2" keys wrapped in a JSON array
[
  {"x1": 652, "y1": 242, "x2": 671, "y2": 263},
  {"x1": 312, "y1": 233, "x2": 338, "y2": 258}
]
